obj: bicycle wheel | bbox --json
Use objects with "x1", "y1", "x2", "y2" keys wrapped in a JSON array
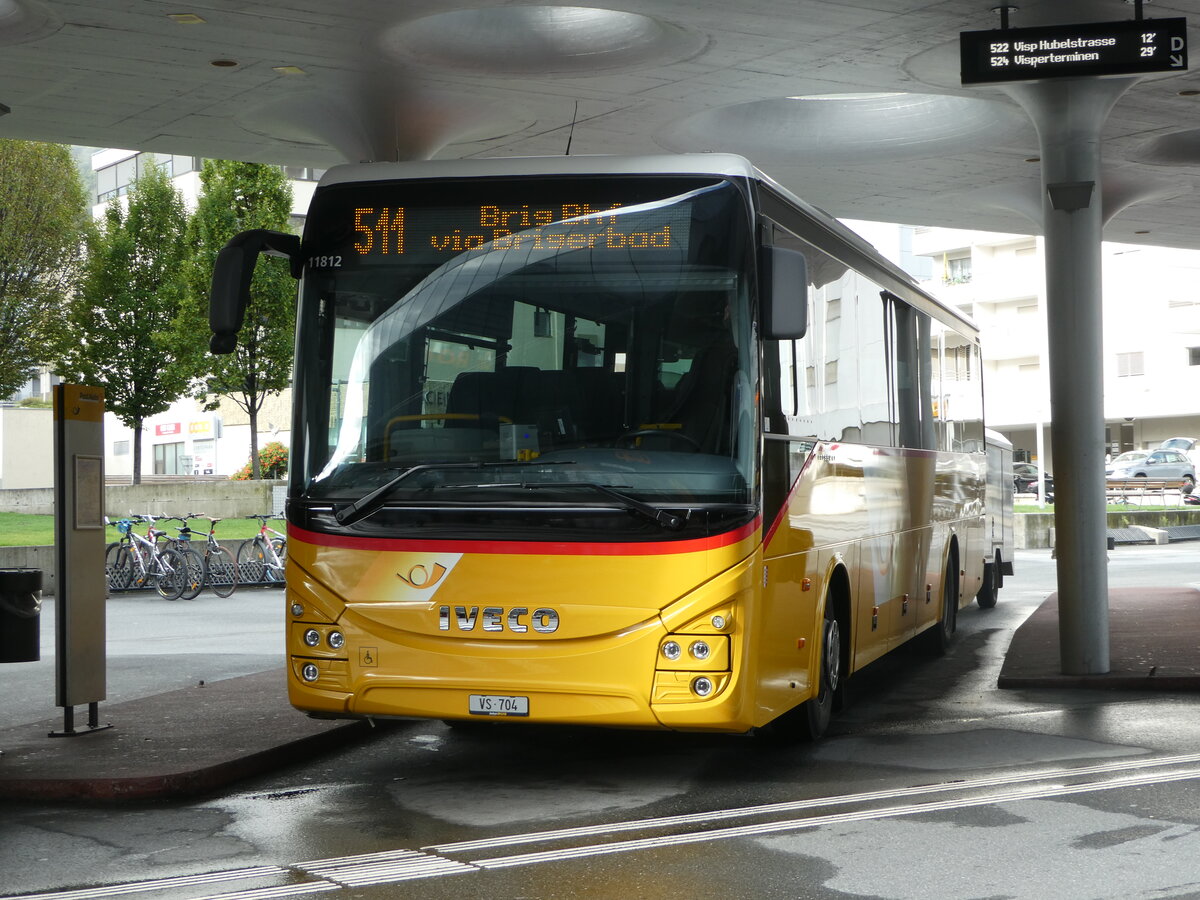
[
  {"x1": 105, "y1": 542, "x2": 132, "y2": 592},
  {"x1": 155, "y1": 547, "x2": 187, "y2": 600},
  {"x1": 237, "y1": 538, "x2": 267, "y2": 584},
  {"x1": 206, "y1": 545, "x2": 238, "y2": 598},
  {"x1": 265, "y1": 537, "x2": 287, "y2": 583},
  {"x1": 177, "y1": 546, "x2": 205, "y2": 600}
]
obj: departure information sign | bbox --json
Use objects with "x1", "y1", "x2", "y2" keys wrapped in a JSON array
[
  {"x1": 342, "y1": 202, "x2": 682, "y2": 261},
  {"x1": 961, "y1": 17, "x2": 1187, "y2": 85}
]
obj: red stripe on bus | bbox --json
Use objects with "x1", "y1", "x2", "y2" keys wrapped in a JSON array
[{"x1": 288, "y1": 518, "x2": 762, "y2": 557}]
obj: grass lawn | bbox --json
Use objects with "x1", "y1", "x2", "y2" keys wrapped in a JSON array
[{"x1": 0, "y1": 512, "x2": 269, "y2": 547}]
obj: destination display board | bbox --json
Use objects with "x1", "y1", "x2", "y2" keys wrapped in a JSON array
[{"x1": 961, "y1": 17, "x2": 1187, "y2": 85}]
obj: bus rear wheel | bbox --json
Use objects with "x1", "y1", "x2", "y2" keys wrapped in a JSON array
[
  {"x1": 976, "y1": 550, "x2": 1000, "y2": 609},
  {"x1": 926, "y1": 557, "x2": 959, "y2": 655}
]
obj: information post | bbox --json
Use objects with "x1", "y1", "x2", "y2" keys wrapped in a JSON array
[{"x1": 52, "y1": 384, "x2": 110, "y2": 736}]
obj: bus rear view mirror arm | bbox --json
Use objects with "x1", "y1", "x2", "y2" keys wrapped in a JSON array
[{"x1": 209, "y1": 229, "x2": 302, "y2": 354}]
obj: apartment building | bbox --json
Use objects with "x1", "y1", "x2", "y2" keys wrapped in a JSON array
[{"x1": 910, "y1": 226, "x2": 1200, "y2": 471}]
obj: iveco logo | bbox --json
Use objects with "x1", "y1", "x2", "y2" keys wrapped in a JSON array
[{"x1": 438, "y1": 606, "x2": 560, "y2": 634}]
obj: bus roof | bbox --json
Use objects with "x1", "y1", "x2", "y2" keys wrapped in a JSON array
[{"x1": 317, "y1": 153, "x2": 762, "y2": 186}]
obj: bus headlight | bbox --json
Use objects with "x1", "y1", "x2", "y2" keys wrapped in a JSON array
[
  {"x1": 303, "y1": 629, "x2": 321, "y2": 647},
  {"x1": 689, "y1": 640, "x2": 711, "y2": 660},
  {"x1": 328, "y1": 631, "x2": 345, "y2": 650},
  {"x1": 301, "y1": 663, "x2": 319, "y2": 682},
  {"x1": 662, "y1": 640, "x2": 682, "y2": 661},
  {"x1": 692, "y1": 676, "x2": 714, "y2": 698}
]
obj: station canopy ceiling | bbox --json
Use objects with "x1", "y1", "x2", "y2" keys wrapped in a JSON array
[{"x1": 5, "y1": 0, "x2": 1200, "y2": 247}]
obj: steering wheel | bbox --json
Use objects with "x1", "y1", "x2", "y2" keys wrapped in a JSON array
[{"x1": 615, "y1": 429, "x2": 702, "y2": 452}]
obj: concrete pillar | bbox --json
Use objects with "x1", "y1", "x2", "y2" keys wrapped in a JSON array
[{"x1": 1003, "y1": 77, "x2": 1138, "y2": 675}]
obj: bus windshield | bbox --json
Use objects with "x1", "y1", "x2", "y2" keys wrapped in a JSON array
[{"x1": 293, "y1": 175, "x2": 757, "y2": 521}]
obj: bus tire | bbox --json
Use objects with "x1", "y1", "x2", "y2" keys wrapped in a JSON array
[
  {"x1": 926, "y1": 556, "x2": 959, "y2": 655},
  {"x1": 976, "y1": 551, "x2": 1000, "y2": 609},
  {"x1": 762, "y1": 598, "x2": 842, "y2": 743}
]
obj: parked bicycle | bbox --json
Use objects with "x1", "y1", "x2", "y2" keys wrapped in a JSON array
[
  {"x1": 237, "y1": 514, "x2": 287, "y2": 585},
  {"x1": 104, "y1": 517, "x2": 136, "y2": 592},
  {"x1": 105, "y1": 514, "x2": 189, "y2": 600},
  {"x1": 159, "y1": 516, "x2": 205, "y2": 601},
  {"x1": 187, "y1": 514, "x2": 239, "y2": 598}
]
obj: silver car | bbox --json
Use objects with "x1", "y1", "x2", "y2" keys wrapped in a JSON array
[{"x1": 1106, "y1": 449, "x2": 1196, "y2": 489}]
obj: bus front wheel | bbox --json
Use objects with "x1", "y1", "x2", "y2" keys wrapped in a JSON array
[{"x1": 763, "y1": 599, "x2": 841, "y2": 743}]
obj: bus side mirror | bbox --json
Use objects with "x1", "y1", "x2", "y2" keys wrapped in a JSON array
[
  {"x1": 209, "y1": 229, "x2": 302, "y2": 354},
  {"x1": 760, "y1": 245, "x2": 808, "y2": 340}
]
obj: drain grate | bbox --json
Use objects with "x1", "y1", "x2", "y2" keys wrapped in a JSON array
[{"x1": 1107, "y1": 528, "x2": 1153, "y2": 545}]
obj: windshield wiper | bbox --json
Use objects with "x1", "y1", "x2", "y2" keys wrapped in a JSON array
[
  {"x1": 566, "y1": 482, "x2": 689, "y2": 530},
  {"x1": 436, "y1": 480, "x2": 688, "y2": 530},
  {"x1": 333, "y1": 460, "x2": 576, "y2": 526}
]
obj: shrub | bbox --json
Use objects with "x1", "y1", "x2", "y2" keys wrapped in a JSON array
[{"x1": 230, "y1": 440, "x2": 288, "y2": 480}]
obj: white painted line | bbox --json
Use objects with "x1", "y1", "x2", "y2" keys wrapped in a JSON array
[
  {"x1": 428, "y1": 750, "x2": 1200, "y2": 855},
  {"x1": 192, "y1": 883, "x2": 340, "y2": 900},
  {"x1": 0, "y1": 867, "x2": 288, "y2": 900},
  {"x1": 469, "y1": 766, "x2": 1200, "y2": 869}
]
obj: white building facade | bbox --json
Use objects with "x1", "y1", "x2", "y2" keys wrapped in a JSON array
[{"x1": 909, "y1": 226, "x2": 1200, "y2": 471}]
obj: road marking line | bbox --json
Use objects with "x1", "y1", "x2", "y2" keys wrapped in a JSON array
[
  {"x1": 469, "y1": 766, "x2": 1200, "y2": 869},
  {"x1": 192, "y1": 884, "x2": 339, "y2": 900},
  {"x1": 0, "y1": 867, "x2": 289, "y2": 900},
  {"x1": 428, "y1": 750, "x2": 1200, "y2": 854},
  {"x1": 296, "y1": 849, "x2": 476, "y2": 886}
]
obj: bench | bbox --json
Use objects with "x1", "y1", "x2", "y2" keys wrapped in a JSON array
[{"x1": 1105, "y1": 479, "x2": 1191, "y2": 507}]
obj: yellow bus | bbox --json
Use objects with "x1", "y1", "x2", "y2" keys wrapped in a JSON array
[{"x1": 210, "y1": 154, "x2": 986, "y2": 738}]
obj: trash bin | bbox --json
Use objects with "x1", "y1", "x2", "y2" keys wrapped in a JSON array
[{"x1": 0, "y1": 568, "x2": 42, "y2": 663}]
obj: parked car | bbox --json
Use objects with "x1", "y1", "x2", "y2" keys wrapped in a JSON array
[
  {"x1": 1106, "y1": 449, "x2": 1196, "y2": 490},
  {"x1": 1158, "y1": 437, "x2": 1200, "y2": 471},
  {"x1": 1013, "y1": 462, "x2": 1054, "y2": 499}
]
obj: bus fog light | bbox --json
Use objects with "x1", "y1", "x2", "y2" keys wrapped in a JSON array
[
  {"x1": 303, "y1": 628, "x2": 321, "y2": 647},
  {"x1": 662, "y1": 640, "x2": 682, "y2": 661},
  {"x1": 301, "y1": 663, "x2": 319, "y2": 682},
  {"x1": 291, "y1": 603, "x2": 304, "y2": 617},
  {"x1": 692, "y1": 676, "x2": 714, "y2": 697},
  {"x1": 689, "y1": 640, "x2": 711, "y2": 660},
  {"x1": 328, "y1": 631, "x2": 345, "y2": 650}
]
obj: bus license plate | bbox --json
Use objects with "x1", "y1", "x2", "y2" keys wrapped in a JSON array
[{"x1": 469, "y1": 694, "x2": 529, "y2": 717}]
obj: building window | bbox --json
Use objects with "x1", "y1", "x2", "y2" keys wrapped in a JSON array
[
  {"x1": 943, "y1": 255, "x2": 972, "y2": 285},
  {"x1": 95, "y1": 152, "x2": 191, "y2": 203},
  {"x1": 153, "y1": 441, "x2": 185, "y2": 475},
  {"x1": 282, "y1": 165, "x2": 327, "y2": 182},
  {"x1": 1189, "y1": 347, "x2": 1200, "y2": 366},
  {"x1": 1117, "y1": 351, "x2": 1145, "y2": 377}
]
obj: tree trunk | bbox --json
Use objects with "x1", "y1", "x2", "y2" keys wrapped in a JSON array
[
  {"x1": 132, "y1": 421, "x2": 143, "y2": 485},
  {"x1": 248, "y1": 405, "x2": 261, "y2": 479}
]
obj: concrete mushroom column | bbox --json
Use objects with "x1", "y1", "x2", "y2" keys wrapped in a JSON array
[{"x1": 1003, "y1": 76, "x2": 1139, "y2": 675}]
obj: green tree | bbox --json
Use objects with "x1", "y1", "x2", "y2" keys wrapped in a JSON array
[
  {"x1": 177, "y1": 160, "x2": 295, "y2": 479},
  {"x1": 54, "y1": 161, "x2": 190, "y2": 484},
  {"x1": 0, "y1": 141, "x2": 89, "y2": 397}
]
